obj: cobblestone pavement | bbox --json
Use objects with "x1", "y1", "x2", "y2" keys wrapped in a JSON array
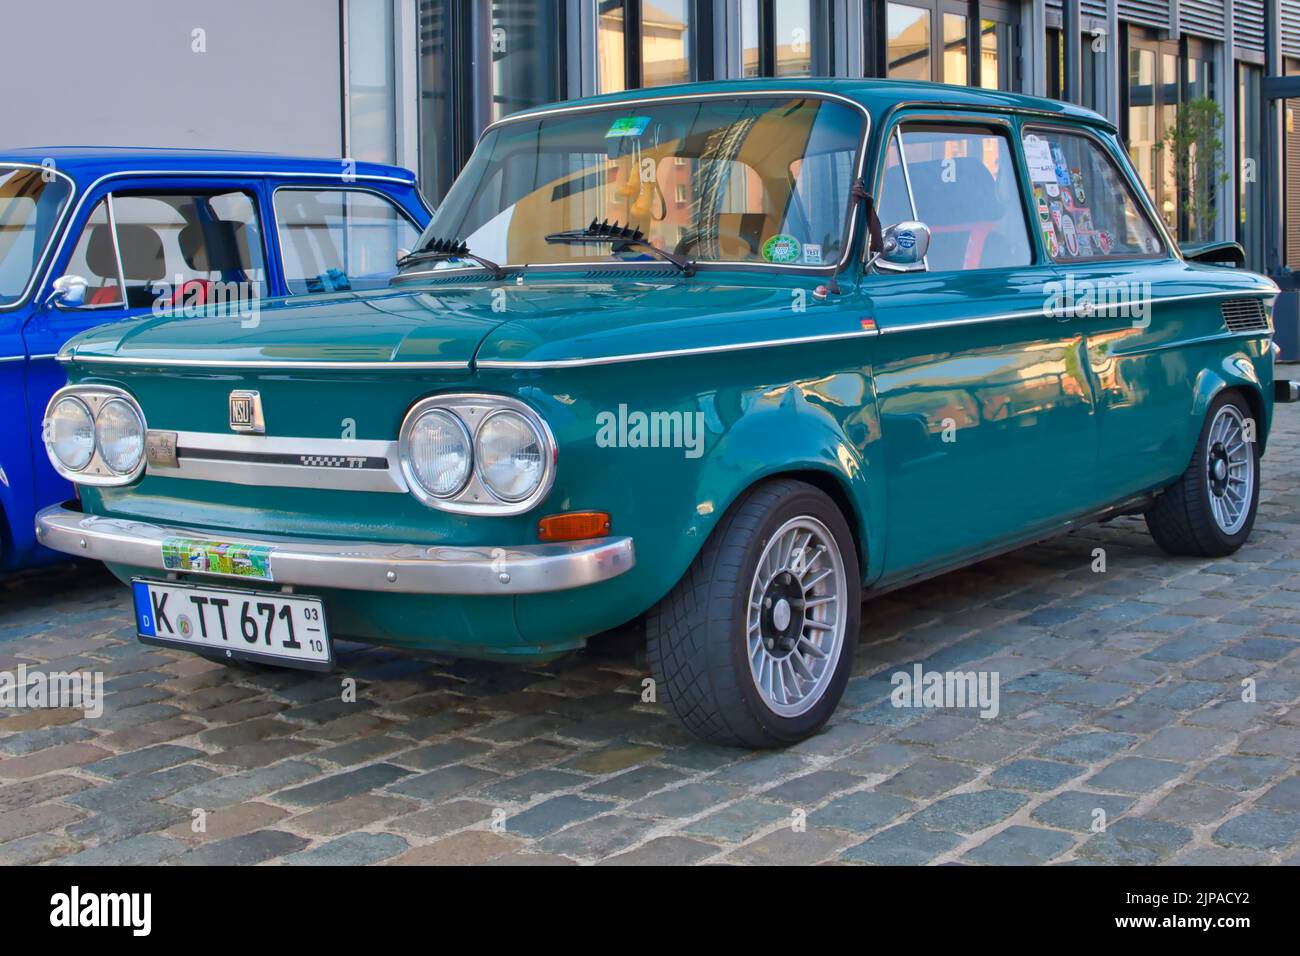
[{"x1": 3, "y1": 405, "x2": 1300, "y2": 867}]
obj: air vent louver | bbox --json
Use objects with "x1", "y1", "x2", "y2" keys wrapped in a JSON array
[{"x1": 1220, "y1": 299, "x2": 1269, "y2": 333}]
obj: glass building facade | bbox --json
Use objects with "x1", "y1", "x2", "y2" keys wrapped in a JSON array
[{"x1": 343, "y1": 1, "x2": 1300, "y2": 274}]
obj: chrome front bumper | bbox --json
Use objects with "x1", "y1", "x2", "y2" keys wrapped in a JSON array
[{"x1": 35, "y1": 503, "x2": 635, "y2": 595}]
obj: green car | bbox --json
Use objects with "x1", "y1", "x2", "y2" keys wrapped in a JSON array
[{"x1": 37, "y1": 79, "x2": 1293, "y2": 747}]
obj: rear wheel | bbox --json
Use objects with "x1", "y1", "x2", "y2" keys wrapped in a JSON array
[
  {"x1": 646, "y1": 479, "x2": 860, "y2": 747},
  {"x1": 1145, "y1": 391, "x2": 1260, "y2": 556}
]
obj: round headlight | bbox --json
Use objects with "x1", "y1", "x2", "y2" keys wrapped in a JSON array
[
  {"x1": 95, "y1": 398, "x2": 145, "y2": 474},
  {"x1": 47, "y1": 397, "x2": 95, "y2": 471},
  {"x1": 405, "y1": 409, "x2": 472, "y2": 498},
  {"x1": 476, "y1": 410, "x2": 545, "y2": 502}
]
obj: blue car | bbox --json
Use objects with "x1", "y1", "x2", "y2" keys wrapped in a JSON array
[{"x1": 0, "y1": 148, "x2": 431, "y2": 571}]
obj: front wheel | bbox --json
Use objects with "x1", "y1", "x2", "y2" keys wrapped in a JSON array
[
  {"x1": 1145, "y1": 390, "x2": 1260, "y2": 556},
  {"x1": 646, "y1": 479, "x2": 861, "y2": 747}
]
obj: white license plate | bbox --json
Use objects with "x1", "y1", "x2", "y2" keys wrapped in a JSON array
[{"x1": 132, "y1": 579, "x2": 332, "y2": 670}]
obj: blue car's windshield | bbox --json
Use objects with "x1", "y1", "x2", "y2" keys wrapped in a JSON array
[
  {"x1": 413, "y1": 94, "x2": 865, "y2": 271},
  {"x1": 0, "y1": 166, "x2": 73, "y2": 306}
]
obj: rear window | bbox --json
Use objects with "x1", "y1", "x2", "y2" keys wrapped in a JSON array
[{"x1": 1020, "y1": 128, "x2": 1165, "y2": 261}]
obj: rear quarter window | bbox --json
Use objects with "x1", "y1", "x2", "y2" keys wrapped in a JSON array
[{"x1": 1020, "y1": 127, "x2": 1165, "y2": 262}]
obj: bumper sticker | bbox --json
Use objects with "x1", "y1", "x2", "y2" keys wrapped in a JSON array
[{"x1": 161, "y1": 537, "x2": 274, "y2": 581}]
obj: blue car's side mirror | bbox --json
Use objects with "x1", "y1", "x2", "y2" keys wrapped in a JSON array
[{"x1": 47, "y1": 274, "x2": 89, "y2": 309}]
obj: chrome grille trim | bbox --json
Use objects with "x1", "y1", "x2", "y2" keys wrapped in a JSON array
[{"x1": 145, "y1": 430, "x2": 407, "y2": 494}]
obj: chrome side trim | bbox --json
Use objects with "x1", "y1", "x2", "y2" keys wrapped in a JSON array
[
  {"x1": 59, "y1": 353, "x2": 469, "y2": 370},
  {"x1": 477, "y1": 327, "x2": 879, "y2": 370},
  {"x1": 35, "y1": 503, "x2": 636, "y2": 595},
  {"x1": 0, "y1": 355, "x2": 25, "y2": 363},
  {"x1": 148, "y1": 430, "x2": 407, "y2": 494}
]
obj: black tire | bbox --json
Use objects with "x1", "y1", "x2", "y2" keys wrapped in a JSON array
[
  {"x1": 646, "y1": 478, "x2": 861, "y2": 747},
  {"x1": 1145, "y1": 390, "x2": 1260, "y2": 557}
]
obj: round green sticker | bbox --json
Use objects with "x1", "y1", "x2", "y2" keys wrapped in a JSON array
[{"x1": 762, "y1": 234, "x2": 801, "y2": 264}]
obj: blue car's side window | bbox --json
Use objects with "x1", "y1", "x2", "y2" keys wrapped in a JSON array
[
  {"x1": 273, "y1": 189, "x2": 421, "y2": 294},
  {"x1": 62, "y1": 191, "x2": 266, "y2": 311}
]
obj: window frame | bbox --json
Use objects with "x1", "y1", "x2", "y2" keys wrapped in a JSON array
[
  {"x1": 270, "y1": 184, "x2": 424, "y2": 295},
  {"x1": 1020, "y1": 121, "x2": 1175, "y2": 266},
  {"x1": 0, "y1": 162, "x2": 77, "y2": 313},
  {"x1": 57, "y1": 186, "x2": 268, "y2": 312},
  {"x1": 867, "y1": 113, "x2": 1039, "y2": 274}
]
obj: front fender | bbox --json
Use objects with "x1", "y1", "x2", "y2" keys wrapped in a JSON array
[{"x1": 685, "y1": 377, "x2": 885, "y2": 585}]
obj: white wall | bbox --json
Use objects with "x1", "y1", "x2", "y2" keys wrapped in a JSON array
[{"x1": 0, "y1": 0, "x2": 343, "y2": 156}]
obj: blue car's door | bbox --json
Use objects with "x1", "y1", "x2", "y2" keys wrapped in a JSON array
[
  {"x1": 21, "y1": 177, "x2": 272, "y2": 526},
  {"x1": 0, "y1": 162, "x2": 76, "y2": 567}
]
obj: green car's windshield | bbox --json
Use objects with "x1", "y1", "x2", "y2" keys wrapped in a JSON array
[
  {"x1": 412, "y1": 95, "x2": 865, "y2": 271},
  {"x1": 0, "y1": 166, "x2": 73, "y2": 306}
]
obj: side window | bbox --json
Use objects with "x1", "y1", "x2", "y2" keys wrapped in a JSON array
[
  {"x1": 65, "y1": 200, "x2": 124, "y2": 308},
  {"x1": 273, "y1": 190, "x2": 420, "y2": 294},
  {"x1": 1021, "y1": 128, "x2": 1165, "y2": 261},
  {"x1": 876, "y1": 124, "x2": 1033, "y2": 272},
  {"x1": 65, "y1": 191, "x2": 265, "y2": 310}
]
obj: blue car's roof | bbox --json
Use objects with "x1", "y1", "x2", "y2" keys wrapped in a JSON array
[{"x1": 0, "y1": 147, "x2": 416, "y2": 184}]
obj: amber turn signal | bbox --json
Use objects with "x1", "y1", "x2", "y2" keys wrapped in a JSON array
[{"x1": 537, "y1": 511, "x2": 611, "y2": 542}]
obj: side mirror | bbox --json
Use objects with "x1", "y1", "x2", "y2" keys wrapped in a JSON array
[
  {"x1": 873, "y1": 221, "x2": 931, "y2": 272},
  {"x1": 47, "y1": 274, "x2": 88, "y2": 308}
]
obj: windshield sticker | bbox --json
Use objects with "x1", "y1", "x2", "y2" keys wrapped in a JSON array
[
  {"x1": 803, "y1": 243, "x2": 823, "y2": 265},
  {"x1": 1071, "y1": 169, "x2": 1087, "y2": 204},
  {"x1": 162, "y1": 537, "x2": 274, "y2": 581},
  {"x1": 1052, "y1": 145, "x2": 1073, "y2": 187},
  {"x1": 1042, "y1": 224, "x2": 1060, "y2": 258},
  {"x1": 1061, "y1": 214, "x2": 1079, "y2": 256},
  {"x1": 1044, "y1": 182, "x2": 1060, "y2": 198},
  {"x1": 762, "y1": 234, "x2": 802, "y2": 264},
  {"x1": 1023, "y1": 135, "x2": 1058, "y2": 183},
  {"x1": 606, "y1": 116, "x2": 652, "y2": 139}
]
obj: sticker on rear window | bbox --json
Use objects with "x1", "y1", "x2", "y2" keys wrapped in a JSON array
[
  {"x1": 162, "y1": 537, "x2": 274, "y2": 581},
  {"x1": 606, "y1": 116, "x2": 652, "y2": 138},
  {"x1": 762, "y1": 234, "x2": 802, "y2": 264}
]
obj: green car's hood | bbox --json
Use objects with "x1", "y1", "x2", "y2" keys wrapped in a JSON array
[
  {"x1": 62, "y1": 272, "x2": 843, "y2": 368},
  {"x1": 61, "y1": 285, "x2": 508, "y2": 367}
]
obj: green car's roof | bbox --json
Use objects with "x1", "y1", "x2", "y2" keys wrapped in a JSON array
[{"x1": 502, "y1": 77, "x2": 1115, "y2": 133}]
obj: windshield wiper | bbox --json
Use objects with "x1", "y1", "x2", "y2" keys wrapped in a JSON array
[
  {"x1": 397, "y1": 237, "x2": 504, "y2": 279},
  {"x1": 545, "y1": 219, "x2": 695, "y2": 276}
]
